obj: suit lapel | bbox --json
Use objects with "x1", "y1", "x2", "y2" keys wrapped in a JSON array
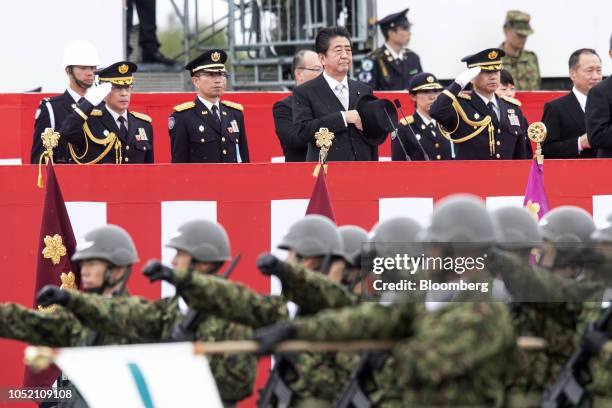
[
  {"x1": 219, "y1": 103, "x2": 231, "y2": 138},
  {"x1": 315, "y1": 74, "x2": 345, "y2": 112},
  {"x1": 496, "y1": 96, "x2": 510, "y2": 129},
  {"x1": 564, "y1": 92, "x2": 586, "y2": 131},
  {"x1": 469, "y1": 93, "x2": 493, "y2": 120},
  {"x1": 347, "y1": 79, "x2": 363, "y2": 110},
  {"x1": 62, "y1": 90, "x2": 75, "y2": 113},
  {"x1": 126, "y1": 113, "x2": 141, "y2": 145}
]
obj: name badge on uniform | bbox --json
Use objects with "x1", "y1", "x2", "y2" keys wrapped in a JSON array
[
  {"x1": 508, "y1": 112, "x2": 520, "y2": 127},
  {"x1": 135, "y1": 128, "x2": 148, "y2": 141},
  {"x1": 228, "y1": 119, "x2": 239, "y2": 134}
]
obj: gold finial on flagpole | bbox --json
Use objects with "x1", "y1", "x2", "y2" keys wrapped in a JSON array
[
  {"x1": 527, "y1": 122, "x2": 547, "y2": 165},
  {"x1": 24, "y1": 346, "x2": 55, "y2": 372},
  {"x1": 313, "y1": 127, "x2": 334, "y2": 177},
  {"x1": 37, "y1": 128, "x2": 61, "y2": 188}
]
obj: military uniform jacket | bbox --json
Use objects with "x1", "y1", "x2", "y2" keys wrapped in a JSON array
[
  {"x1": 59, "y1": 99, "x2": 154, "y2": 164},
  {"x1": 30, "y1": 91, "x2": 78, "y2": 164},
  {"x1": 429, "y1": 81, "x2": 529, "y2": 160},
  {"x1": 169, "y1": 97, "x2": 250, "y2": 163},
  {"x1": 358, "y1": 46, "x2": 422, "y2": 91},
  {"x1": 393, "y1": 113, "x2": 454, "y2": 161},
  {"x1": 500, "y1": 43, "x2": 541, "y2": 91},
  {"x1": 586, "y1": 76, "x2": 612, "y2": 158},
  {"x1": 292, "y1": 73, "x2": 385, "y2": 161},
  {"x1": 272, "y1": 95, "x2": 307, "y2": 162}
]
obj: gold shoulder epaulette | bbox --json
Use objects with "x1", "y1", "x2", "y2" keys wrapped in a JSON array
[
  {"x1": 399, "y1": 115, "x2": 414, "y2": 126},
  {"x1": 130, "y1": 111, "x2": 152, "y2": 122},
  {"x1": 458, "y1": 92, "x2": 471, "y2": 100},
  {"x1": 501, "y1": 95, "x2": 522, "y2": 107},
  {"x1": 90, "y1": 109, "x2": 103, "y2": 117},
  {"x1": 221, "y1": 100, "x2": 243, "y2": 111},
  {"x1": 174, "y1": 101, "x2": 196, "y2": 112}
]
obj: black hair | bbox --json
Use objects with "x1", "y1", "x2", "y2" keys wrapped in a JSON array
[
  {"x1": 568, "y1": 48, "x2": 600, "y2": 70},
  {"x1": 500, "y1": 69, "x2": 515, "y2": 86},
  {"x1": 315, "y1": 26, "x2": 351, "y2": 54}
]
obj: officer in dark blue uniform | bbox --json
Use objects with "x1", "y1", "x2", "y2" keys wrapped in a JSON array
[
  {"x1": 429, "y1": 48, "x2": 529, "y2": 160},
  {"x1": 393, "y1": 73, "x2": 455, "y2": 161},
  {"x1": 358, "y1": 8, "x2": 422, "y2": 91},
  {"x1": 169, "y1": 49, "x2": 250, "y2": 163},
  {"x1": 60, "y1": 61, "x2": 154, "y2": 164}
]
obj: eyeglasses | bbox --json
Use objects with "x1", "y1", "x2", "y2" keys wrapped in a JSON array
[
  {"x1": 297, "y1": 66, "x2": 323, "y2": 72},
  {"x1": 111, "y1": 84, "x2": 134, "y2": 91},
  {"x1": 198, "y1": 72, "x2": 229, "y2": 78}
]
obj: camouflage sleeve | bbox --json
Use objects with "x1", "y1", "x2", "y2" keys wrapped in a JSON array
[
  {"x1": 277, "y1": 261, "x2": 358, "y2": 314},
  {"x1": 392, "y1": 302, "x2": 516, "y2": 386},
  {"x1": 294, "y1": 302, "x2": 416, "y2": 341},
  {"x1": 173, "y1": 269, "x2": 288, "y2": 328},
  {"x1": 497, "y1": 251, "x2": 602, "y2": 302},
  {"x1": 0, "y1": 303, "x2": 81, "y2": 347},
  {"x1": 66, "y1": 292, "x2": 164, "y2": 342}
]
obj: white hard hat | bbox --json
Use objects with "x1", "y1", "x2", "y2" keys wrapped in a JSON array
[{"x1": 62, "y1": 40, "x2": 101, "y2": 68}]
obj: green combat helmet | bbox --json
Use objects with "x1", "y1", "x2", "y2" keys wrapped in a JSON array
[
  {"x1": 166, "y1": 219, "x2": 231, "y2": 262},
  {"x1": 72, "y1": 224, "x2": 139, "y2": 266},
  {"x1": 492, "y1": 206, "x2": 542, "y2": 250}
]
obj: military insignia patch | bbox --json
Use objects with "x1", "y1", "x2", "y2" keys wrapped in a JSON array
[
  {"x1": 474, "y1": 113, "x2": 480, "y2": 119},
  {"x1": 358, "y1": 71, "x2": 372, "y2": 83},
  {"x1": 426, "y1": 76, "x2": 434, "y2": 83},
  {"x1": 118, "y1": 64, "x2": 129, "y2": 74},
  {"x1": 136, "y1": 128, "x2": 148, "y2": 141},
  {"x1": 199, "y1": 125, "x2": 204, "y2": 132},
  {"x1": 508, "y1": 112, "x2": 520, "y2": 127},
  {"x1": 361, "y1": 59, "x2": 374, "y2": 72},
  {"x1": 488, "y1": 50, "x2": 498, "y2": 60},
  {"x1": 168, "y1": 117, "x2": 175, "y2": 130},
  {"x1": 211, "y1": 52, "x2": 221, "y2": 62}
]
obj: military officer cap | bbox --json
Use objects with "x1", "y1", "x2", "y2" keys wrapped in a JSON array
[
  {"x1": 461, "y1": 48, "x2": 505, "y2": 71},
  {"x1": 355, "y1": 94, "x2": 398, "y2": 137},
  {"x1": 504, "y1": 10, "x2": 534, "y2": 36},
  {"x1": 96, "y1": 61, "x2": 137, "y2": 86},
  {"x1": 185, "y1": 49, "x2": 228, "y2": 76},
  {"x1": 376, "y1": 8, "x2": 411, "y2": 30},
  {"x1": 409, "y1": 72, "x2": 443, "y2": 94}
]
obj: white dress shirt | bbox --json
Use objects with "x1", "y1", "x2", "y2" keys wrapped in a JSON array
[
  {"x1": 106, "y1": 106, "x2": 129, "y2": 131},
  {"x1": 572, "y1": 87, "x2": 588, "y2": 153},
  {"x1": 473, "y1": 90, "x2": 500, "y2": 120},
  {"x1": 198, "y1": 95, "x2": 220, "y2": 115},
  {"x1": 67, "y1": 87, "x2": 83, "y2": 104},
  {"x1": 322, "y1": 71, "x2": 349, "y2": 126},
  {"x1": 384, "y1": 43, "x2": 404, "y2": 60}
]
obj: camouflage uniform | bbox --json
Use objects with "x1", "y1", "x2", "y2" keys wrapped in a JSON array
[
  {"x1": 500, "y1": 11, "x2": 541, "y2": 90},
  {"x1": 292, "y1": 274, "x2": 517, "y2": 406},
  {"x1": 172, "y1": 261, "x2": 360, "y2": 406},
  {"x1": 64, "y1": 291, "x2": 256, "y2": 406}
]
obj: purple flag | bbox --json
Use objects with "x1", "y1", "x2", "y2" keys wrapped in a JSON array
[
  {"x1": 305, "y1": 170, "x2": 336, "y2": 222},
  {"x1": 523, "y1": 159, "x2": 551, "y2": 220}
]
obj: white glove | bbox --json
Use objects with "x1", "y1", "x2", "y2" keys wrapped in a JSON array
[
  {"x1": 455, "y1": 67, "x2": 482, "y2": 88},
  {"x1": 84, "y1": 82, "x2": 112, "y2": 106}
]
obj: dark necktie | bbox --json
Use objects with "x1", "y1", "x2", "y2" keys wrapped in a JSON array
[
  {"x1": 487, "y1": 102, "x2": 499, "y2": 126},
  {"x1": 117, "y1": 116, "x2": 128, "y2": 140},
  {"x1": 211, "y1": 105, "x2": 222, "y2": 132}
]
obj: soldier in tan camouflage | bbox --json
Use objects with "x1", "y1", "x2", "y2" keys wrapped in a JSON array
[{"x1": 500, "y1": 10, "x2": 541, "y2": 90}]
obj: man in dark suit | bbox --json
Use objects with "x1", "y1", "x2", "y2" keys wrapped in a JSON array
[
  {"x1": 272, "y1": 50, "x2": 322, "y2": 162},
  {"x1": 429, "y1": 48, "x2": 529, "y2": 160},
  {"x1": 30, "y1": 40, "x2": 100, "y2": 164},
  {"x1": 169, "y1": 49, "x2": 249, "y2": 163},
  {"x1": 60, "y1": 62, "x2": 154, "y2": 164},
  {"x1": 586, "y1": 37, "x2": 612, "y2": 158},
  {"x1": 542, "y1": 49, "x2": 602, "y2": 158},
  {"x1": 293, "y1": 27, "x2": 387, "y2": 161},
  {"x1": 357, "y1": 9, "x2": 422, "y2": 90},
  {"x1": 393, "y1": 72, "x2": 455, "y2": 161}
]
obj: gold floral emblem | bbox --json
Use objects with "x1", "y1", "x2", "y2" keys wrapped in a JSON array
[
  {"x1": 488, "y1": 51, "x2": 498, "y2": 60},
  {"x1": 211, "y1": 52, "x2": 221, "y2": 62},
  {"x1": 118, "y1": 64, "x2": 129, "y2": 74},
  {"x1": 525, "y1": 200, "x2": 541, "y2": 220},
  {"x1": 426, "y1": 76, "x2": 434, "y2": 83},
  {"x1": 42, "y1": 234, "x2": 67, "y2": 265}
]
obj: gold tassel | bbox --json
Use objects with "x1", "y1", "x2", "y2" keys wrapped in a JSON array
[
  {"x1": 312, "y1": 164, "x2": 328, "y2": 177},
  {"x1": 37, "y1": 152, "x2": 49, "y2": 188}
]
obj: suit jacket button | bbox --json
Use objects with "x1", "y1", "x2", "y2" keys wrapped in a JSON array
[
  {"x1": 497, "y1": 129, "x2": 501, "y2": 134},
  {"x1": 222, "y1": 137, "x2": 226, "y2": 142},
  {"x1": 143, "y1": 146, "x2": 147, "y2": 151},
  {"x1": 125, "y1": 157, "x2": 129, "y2": 162},
  {"x1": 435, "y1": 143, "x2": 440, "y2": 148},
  {"x1": 496, "y1": 153, "x2": 500, "y2": 159},
  {"x1": 436, "y1": 154, "x2": 441, "y2": 160},
  {"x1": 496, "y1": 141, "x2": 501, "y2": 146},
  {"x1": 125, "y1": 145, "x2": 130, "y2": 150},
  {"x1": 223, "y1": 149, "x2": 227, "y2": 154},
  {"x1": 201, "y1": 138, "x2": 205, "y2": 143}
]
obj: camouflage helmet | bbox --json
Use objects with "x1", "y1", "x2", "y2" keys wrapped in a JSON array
[
  {"x1": 278, "y1": 215, "x2": 345, "y2": 258},
  {"x1": 166, "y1": 219, "x2": 231, "y2": 262},
  {"x1": 420, "y1": 194, "x2": 498, "y2": 244},
  {"x1": 339, "y1": 225, "x2": 369, "y2": 266},
  {"x1": 492, "y1": 206, "x2": 542, "y2": 249},
  {"x1": 591, "y1": 213, "x2": 612, "y2": 243},
  {"x1": 504, "y1": 10, "x2": 534, "y2": 36},
  {"x1": 538, "y1": 206, "x2": 595, "y2": 249},
  {"x1": 72, "y1": 224, "x2": 139, "y2": 266}
]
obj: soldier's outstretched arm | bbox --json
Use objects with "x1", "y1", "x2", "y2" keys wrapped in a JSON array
[
  {"x1": 393, "y1": 301, "x2": 515, "y2": 385},
  {"x1": 58, "y1": 83, "x2": 111, "y2": 144},
  {"x1": 0, "y1": 303, "x2": 79, "y2": 347},
  {"x1": 265, "y1": 260, "x2": 358, "y2": 315},
  {"x1": 64, "y1": 292, "x2": 165, "y2": 342},
  {"x1": 171, "y1": 269, "x2": 288, "y2": 328},
  {"x1": 292, "y1": 302, "x2": 416, "y2": 341}
]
